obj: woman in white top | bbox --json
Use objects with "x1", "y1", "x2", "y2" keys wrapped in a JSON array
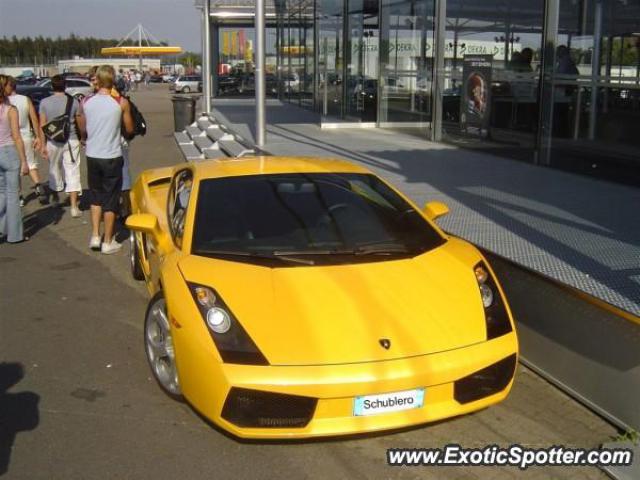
[{"x1": 5, "y1": 76, "x2": 47, "y2": 205}]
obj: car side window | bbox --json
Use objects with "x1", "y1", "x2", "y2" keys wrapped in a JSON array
[{"x1": 167, "y1": 169, "x2": 193, "y2": 248}]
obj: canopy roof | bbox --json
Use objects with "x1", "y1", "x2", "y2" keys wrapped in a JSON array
[
  {"x1": 101, "y1": 24, "x2": 182, "y2": 57},
  {"x1": 101, "y1": 46, "x2": 182, "y2": 56}
]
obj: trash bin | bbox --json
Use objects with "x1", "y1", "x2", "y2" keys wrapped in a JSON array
[{"x1": 171, "y1": 95, "x2": 196, "y2": 132}]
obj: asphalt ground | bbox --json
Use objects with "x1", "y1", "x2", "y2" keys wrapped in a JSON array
[{"x1": 0, "y1": 85, "x2": 618, "y2": 479}]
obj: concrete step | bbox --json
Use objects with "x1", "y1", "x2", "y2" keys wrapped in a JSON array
[
  {"x1": 218, "y1": 139, "x2": 254, "y2": 158},
  {"x1": 203, "y1": 148, "x2": 227, "y2": 160},
  {"x1": 174, "y1": 131, "x2": 192, "y2": 145},
  {"x1": 207, "y1": 127, "x2": 235, "y2": 143},
  {"x1": 186, "y1": 125, "x2": 205, "y2": 139},
  {"x1": 197, "y1": 117, "x2": 214, "y2": 130},
  {"x1": 193, "y1": 135, "x2": 214, "y2": 151},
  {"x1": 178, "y1": 143, "x2": 204, "y2": 161}
]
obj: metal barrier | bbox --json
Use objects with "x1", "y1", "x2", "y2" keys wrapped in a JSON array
[{"x1": 486, "y1": 251, "x2": 640, "y2": 432}]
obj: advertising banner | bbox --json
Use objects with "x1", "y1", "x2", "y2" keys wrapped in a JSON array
[{"x1": 460, "y1": 54, "x2": 493, "y2": 132}]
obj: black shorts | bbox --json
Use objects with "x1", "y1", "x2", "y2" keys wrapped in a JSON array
[{"x1": 87, "y1": 156, "x2": 124, "y2": 213}]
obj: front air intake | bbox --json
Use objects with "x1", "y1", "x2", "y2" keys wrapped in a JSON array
[
  {"x1": 222, "y1": 388, "x2": 317, "y2": 428},
  {"x1": 454, "y1": 354, "x2": 517, "y2": 404}
]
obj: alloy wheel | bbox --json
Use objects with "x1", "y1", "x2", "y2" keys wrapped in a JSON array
[{"x1": 145, "y1": 296, "x2": 181, "y2": 397}]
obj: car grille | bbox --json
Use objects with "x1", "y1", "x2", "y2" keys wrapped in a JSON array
[
  {"x1": 221, "y1": 387, "x2": 317, "y2": 428},
  {"x1": 453, "y1": 354, "x2": 517, "y2": 404}
]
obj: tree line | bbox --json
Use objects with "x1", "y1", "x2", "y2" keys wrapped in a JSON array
[{"x1": 0, "y1": 34, "x2": 168, "y2": 65}]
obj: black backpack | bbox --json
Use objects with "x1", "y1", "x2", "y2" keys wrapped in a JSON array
[
  {"x1": 41, "y1": 94, "x2": 74, "y2": 143},
  {"x1": 122, "y1": 95, "x2": 147, "y2": 140},
  {"x1": 115, "y1": 76, "x2": 127, "y2": 94}
]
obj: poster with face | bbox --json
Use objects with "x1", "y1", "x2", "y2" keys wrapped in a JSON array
[{"x1": 460, "y1": 54, "x2": 493, "y2": 131}]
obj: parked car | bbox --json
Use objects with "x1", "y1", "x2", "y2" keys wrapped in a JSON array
[
  {"x1": 60, "y1": 77, "x2": 93, "y2": 99},
  {"x1": 217, "y1": 75, "x2": 240, "y2": 94},
  {"x1": 170, "y1": 75, "x2": 201, "y2": 93},
  {"x1": 236, "y1": 73, "x2": 278, "y2": 95},
  {"x1": 60, "y1": 71, "x2": 83, "y2": 79},
  {"x1": 162, "y1": 74, "x2": 177, "y2": 83},
  {"x1": 16, "y1": 77, "x2": 93, "y2": 110},
  {"x1": 15, "y1": 76, "x2": 39, "y2": 86},
  {"x1": 126, "y1": 156, "x2": 518, "y2": 439},
  {"x1": 283, "y1": 73, "x2": 300, "y2": 92},
  {"x1": 149, "y1": 75, "x2": 164, "y2": 83}
]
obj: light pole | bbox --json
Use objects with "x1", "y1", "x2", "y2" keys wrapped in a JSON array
[
  {"x1": 202, "y1": 0, "x2": 212, "y2": 114},
  {"x1": 256, "y1": 0, "x2": 266, "y2": 147}
]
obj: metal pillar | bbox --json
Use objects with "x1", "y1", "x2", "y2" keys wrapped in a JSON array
[
  {"x1": 202, "y1": 0, "x2": 212, "y2": 114},
  {"x1": 432, "y1": 0, "x2": 447, "y2": 142},
  {"x1": 138, "y1": 25, "x2": 143, "y2": 72},
  {"x1": 537, "y1": 0, "x2": 560, "y2": 166},
  {"x1": 256, "y1": 0, "x2": 267, "y2": 147},
  {"x1": 211, "y1": 23, "x2": 220, "y2": 98},
  {"x1": 588, "y1": 0, "x2": 603, "y2": 140}
]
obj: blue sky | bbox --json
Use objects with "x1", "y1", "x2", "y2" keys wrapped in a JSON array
[{"x1": 0, "y1": 0, "x2": 202, "y2": 51}]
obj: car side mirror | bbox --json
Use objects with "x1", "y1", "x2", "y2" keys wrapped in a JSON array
[
  {"x1": 126, "y1": 213, "x2": 172, "y2": 254},
  {"x1": 126, "y1": 213, "x2": 158, "y2": 234},
  {"x1": 423, "y1": 201, "x2": 450, "y2": 221}
]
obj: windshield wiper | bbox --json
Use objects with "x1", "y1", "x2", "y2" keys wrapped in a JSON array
[
  {"x1": 273, "y1": 244, "x2": 411, "y2": 257},
  {"x1": 353, "y1": 244, "x2": 410, "y2": 255},
  {"x1": 197, "y1": 249, "x2": 315, "y2": 265}
]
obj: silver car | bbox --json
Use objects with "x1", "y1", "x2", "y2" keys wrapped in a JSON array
[
  {"x1": 64, "y1": 78, "x2": 93, "y2": 99},
  {"x1": 37, "y1": 77, "x2": 93, "y2": 100},
  {"x1": 171, "y1": 75, "x2": 202, "y2": 94}
]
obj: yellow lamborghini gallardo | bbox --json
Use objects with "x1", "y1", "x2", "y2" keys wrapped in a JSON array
[{"x1": 126, "y1": 157, "x2": 518, "y2": 439}]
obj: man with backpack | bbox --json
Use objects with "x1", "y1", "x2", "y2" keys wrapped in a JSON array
[
  {"x1": 39, "y1": 75, "x2": 82, "y2": 217},
  {"x1": 76, "y1": 65, "x2": 134, "y2": 255},
  {"x1": 88, "y1": 67, "x2": 146, "y2": 220}
]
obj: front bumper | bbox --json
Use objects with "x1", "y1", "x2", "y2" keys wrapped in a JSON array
[{"x1": 179, "y1": 332, "x2": 518, "y2": 439}]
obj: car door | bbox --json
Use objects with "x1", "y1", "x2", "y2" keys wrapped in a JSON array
[{"x1": 150, "y1": 169, "x2": 194, "y2": 288}]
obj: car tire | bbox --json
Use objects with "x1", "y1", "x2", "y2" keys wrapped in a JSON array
[
  {"x1": 144, "y1": 292, "x2": 183, "y2": 400},
  {"x1": 129, "y1": 230, "x2": 145, "y2": 281},
  {"x1": 182, "y1": 86, "x2": 191, "y2": 94}
]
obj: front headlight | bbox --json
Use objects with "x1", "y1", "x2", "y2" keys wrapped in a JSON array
[
  {"x1": 188, "y1": 283, "x2": 268, "y2": 365},
  {"x1": 206, "y1": 307, "x2": 231, "y2": 334},
  {"x1": 193, "y1": 286, "x2": 231, "y2": 334},
  {"x1": 474, "y1": 262, "x2": 512, "y2": 340}
]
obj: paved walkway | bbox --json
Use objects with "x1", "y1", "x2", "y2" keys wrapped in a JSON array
[{"x1": 210, "y1": 98, "x2": 640, "y2": 317}]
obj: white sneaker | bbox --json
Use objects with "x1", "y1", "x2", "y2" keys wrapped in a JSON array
[
  {"x1": 101, "y1": 239, "x2": 123, "y2": 255},
  {"x1": 71, "y1": 206, "x2": 82, "y2": 218},
  {"x1": 89, "y1": 235, "x2": 102, "y2": 251}
]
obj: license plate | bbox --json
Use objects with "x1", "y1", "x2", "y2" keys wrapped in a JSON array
[{"x1": 353, "y1": 388, "x2": 425, "y2": 416}]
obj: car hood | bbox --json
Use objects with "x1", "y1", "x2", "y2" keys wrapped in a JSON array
[{"x1": 178, "y1": 239, "x2": 488, "y2": 366}]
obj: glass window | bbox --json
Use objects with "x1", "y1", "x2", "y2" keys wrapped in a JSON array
[
  {"x1": 440, "y1": 0, "x2": 544, "y2": 162},
  {"x1": 345, "y1": 0, "x2": 379, "y2": 121},
  {"x1": 379, "y1": 0, "x2": 435, "y2": 132},
  {"x1": 192, "y1": 173, "x2": 445, "y2": 264},
  {"x1": 317, "y1": 0, "x2": 345, "y2": 118},
  {"x1": 167, "y1": 169, "x2": 193, "y2": 248},
  {"x1": 542, "y1": 0, "x2": 640, "y2": 185}
]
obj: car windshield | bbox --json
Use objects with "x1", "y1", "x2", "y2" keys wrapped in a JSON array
[{"x1": 192, "y1": 173, "x2": 445, "y2": 265}]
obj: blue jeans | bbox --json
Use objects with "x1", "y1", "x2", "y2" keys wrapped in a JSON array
[{"x1": 0, "y1": 145, "x2": 23, "y2": 242}]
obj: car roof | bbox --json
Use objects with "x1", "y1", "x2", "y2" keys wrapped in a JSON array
[{"x1": 187, "y1": 156, "x2": 371, "y2": 180}]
